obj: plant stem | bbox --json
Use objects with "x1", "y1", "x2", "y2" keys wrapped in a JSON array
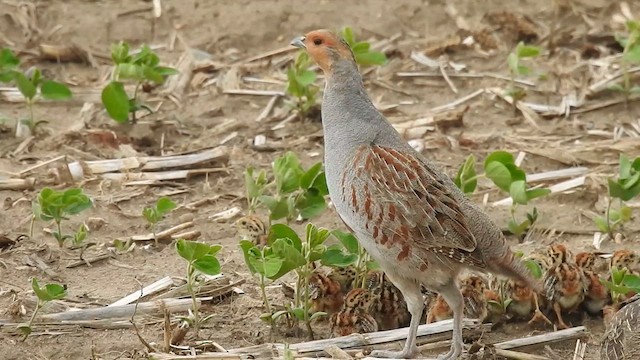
[
  {"x1": 28, "y1": 100, "x2": 34, "y2": 131},
  {"x1": 259, "y1": 274, "x2": 272, "y2": 314},
  {"x1": 605, "y1": 196, "x2": 613, "y2": 238},
  {"x1": 22, "y1": 300, "x2": 42, "y2": 341},
  {"x1": 56, "y1": 220, "x2": 63, "y2": 247},
  {"x1": 186, "y1": 264, "x2": 200, "y2": 335},
  {"x1": 131, "y1": 81, "x2": 142, "y2": 124}
]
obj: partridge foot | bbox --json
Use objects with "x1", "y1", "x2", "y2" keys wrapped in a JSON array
[
  {"x1": 528, "y1": 310, "x2": 553, "y2": 326},
  {"x1": 436, "y1": 340, "x2": 463, "y2": 360},
  {"x1": 370, "y1": 346, "x2": 418, "y2": 359}
]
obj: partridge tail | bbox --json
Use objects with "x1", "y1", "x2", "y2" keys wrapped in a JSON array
[{"x1": 487, "y1": 248, "x2": 543, "y2": 293}]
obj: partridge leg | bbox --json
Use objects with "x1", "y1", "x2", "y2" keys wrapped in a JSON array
[
  {"x1": 436, "y1": 281, "x2": 465, "y2": 360},
  {"x1": 553, "y1": 302, "x2": 570, "y2": 329},
  {"x1": 370, "y1": 275, "x2": 423, "y2": 359},
  {"x1": 528, "y1": 293, "x2": 552, "y2": 326}
]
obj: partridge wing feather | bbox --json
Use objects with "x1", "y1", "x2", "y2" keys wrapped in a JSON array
[{"x1": 342, "y1": 144, "x2": 481, "y2": 265}]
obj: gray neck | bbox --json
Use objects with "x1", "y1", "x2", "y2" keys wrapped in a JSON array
[{"x1": 321, "y1": 60, "x2": 398, "y2": 157}]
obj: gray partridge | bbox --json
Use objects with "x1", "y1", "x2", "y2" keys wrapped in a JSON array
[
  {"x1": 601, "y1": 294, "x2": 640, "y2": 359},
  {"x1": 291, "y1": 30, "x2": 539, "y2": 359}
]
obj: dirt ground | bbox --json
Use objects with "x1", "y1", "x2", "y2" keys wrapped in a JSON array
[{"x1": 1, "y1": 0, "x2": 640, "y2": 359}]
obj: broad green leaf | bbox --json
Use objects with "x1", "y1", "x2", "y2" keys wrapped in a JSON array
[
  {"x1": 117, "y1": 63, "x2": 144, "y2": 81},
  {"x1": 271, "y1": 310, "x2": 288, "y2": 320},
  {"x1": 352, "y1": 42, "x2": 371, "y2": 53},
  {"x1": 286, "y1": 67, "x2": 301, "y2": 97},
  {"x1": 268, "y1": 223, "x2": 302, "y2": 250},
  {"x1": 354, "y1": 51, "x2": 387, "y2": 66},
  {"x1": 300, "y1": 163, "x2": 323, "y2": 190},
  {"x1": 593, "y1": 216, "x2": 609, "y2": 233},
  {"x1": 366, "y1": 260, "x2": 380, "y2": 270},
  {"x1": 31, "y1": 278, "x2": 66, "y2": 302},
  {"x1": 609, "y1": 84, "x2": 625, "y2": 93},
  {"x1": 484, "y1": 151, "x2": 514, "y2": 167},
  {"x1": 193, "y1": 256, "x2": 221, "y2": 275},
  {"x1": 454, "y1": 154, "x2": 477, "y2": 194},
  {"x1": 525, "y1": 188, "x2": 551, "y2": 201},
  {"x1": 613, "y1": 268, "x2": 627, "y2": 284},
  {"x1": 156, "y1": 197, "x2": 177, "y2": 214},
  {"x1": 623, "y1": 274, "x2": 640, "y2": 290},
  {"x1": 111, "y1": 42, "x2": 130, "y2": 64},
  {"x1": 13, "y1": 71, "x2": 36, "y2": 100},
  {"x1": 290, "y1": 307, "x2": 306, "y2": 321},
  {"x1": 271, "y1": 238, "x2": 305, "y2": 267},
  {"x1": 309, "y1": 311, "x2": 327, "y2": 321},
  {"x1": 143, "y1": 207, "x2": 158, "y2": 224},
  {"x1": 524, "y1": 259, "x2": 543, "y2": 279},
  {"x1": 273, "y1": 152, "x2": 304, "y2": 194},
  {"x1": 0, "y1": 48, "x2": 19, "y2": 68},
  {"x1": 321, "y1": 246, "x2": 358, "y2": 267},
  {"x1": 342, "y1": 27, "x2": 355, "y2": 46},
  {"x1": 332, "y1": 230, "x2": 359, "y2": 255},
  {"x1": 40, "y1": 80, "x2": 72, "y2": 100},
  {"x1": 155, "y1": 66, "x2": 179, "y2": 76},
  {"x1": 311, "y1": 172, "x2": 329, "y2": 196},
  {"x1": 102, "y1": 81, "x2": 130, "y2": 123},
  {"x1": 269, "y1": 238, "x2": 305, "y2": 279},
  {"x1": 620, "y1": 206, "x2": 633, "y2": 222},
  {"x1": 620, "y1": 154, "x2": 632, "y2": 179},
  {"x1": 239, "y1": 240, "x2": 259, "y2": 273},
  {"x1": 296, "y1": 192, "x2": 327, "y2": 219},
  {"x1": 142, "y1": 65, "x2": 164, "y2": 83},
  {"x1": 176, "y1": 240, "x2": 220, "y2": 262},
  {"x1": 516, "y1": 43, "x2": 541, "y2": 58},
  {"x1": 624, "y1": 44, "x2": 640, "y2": 64},
  {"x1": 296, "y1": 70, "x2": 316, "y2": 87},
  {"x1": 16, "y1": 323, "x2": 31, "y2": 336},
  {"x1": 306, "y1": 223, "x2": 331, "y2": 249},
  {"x1": 485, "y1": 161, "x2": 512, "y2": 192}
]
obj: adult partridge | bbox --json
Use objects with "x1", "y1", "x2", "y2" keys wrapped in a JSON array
[
  {"x1": 291, "y1": 30, "x2": 540, "y2": 359},
  {"x1": 601, "y1": 294, "x2": 640, "y2": 359}
]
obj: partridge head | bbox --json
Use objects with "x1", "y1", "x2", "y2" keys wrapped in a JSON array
[{"x1": 292, "y1": 29, "x2": 540, "y2": 359}]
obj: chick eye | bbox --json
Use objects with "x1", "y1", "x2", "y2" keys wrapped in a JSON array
[{"x1": 313, "y1": 38, "x2": 323, "y2": 45}]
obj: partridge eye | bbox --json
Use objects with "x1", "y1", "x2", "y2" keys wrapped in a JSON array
[{"x1": 313, "y1": 38, "x2": 323, "y2": 45}]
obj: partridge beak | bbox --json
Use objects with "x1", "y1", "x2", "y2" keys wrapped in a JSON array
[{"x1": 290, "y1": 36, "x2": 306, "y2": 49}]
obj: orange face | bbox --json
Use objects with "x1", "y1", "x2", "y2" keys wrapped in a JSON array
[{"x1": 291, "y1": 29, "x2": 354, "y2": 72}]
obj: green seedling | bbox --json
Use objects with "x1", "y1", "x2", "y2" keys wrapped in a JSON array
[
  {"x1": 244, "y1": 167, "x2": 269, "y2": 214},
  {"x1": 484, "y1": 151, "x2": 550, "y2": 238},
  {"x1": 33, "y1": 188, "x2": 92, "y2": 247},
  {"x1": 601, "y1": 266, "x2": 640, "y2": 304},
  {"x1": 240, "y1": 222, "x2": 348, "y2": 339},
  {"x1": 285, "y1": 51, "x2": 319, "y2": 119},
  {"x1": 506, "y1": 42, "x2": 541, "y2": 113},
  {"x1": 70, "y1": 223, "x2": 95, "y2": 261},
  {"x1": 249, "y1": 152, "x2": 329, "y2": 224},
  {"x1": 0, "y1": 48, "x2": 72, "y2": 136},
  {"x1": 454, "y1": 154, "x2": 478, "y2": 195},
  {"x1": 340, "y1": 27, "x2": 388, "y2": 67},
  {"x1": 142, "y1": 197, "x2": 177, "y2": 247},
  {"x1": 17, "y1": 278, "x2": 67, "y2": 340},
  {"x1": 595, "y1": 154, "x2": 640, "y2": 238},
  {"x1": 487, "y1": 279, "x2": 513, "y2": 319},
  {"x1": 612, "y1": 20, "x2": 640, "y2": 104},
  {"x1": 102, "y1": 42, "x2": 178, "y2": 124},
  {"x1": 330, "y1": 230, "x2": 378, "y2": 288},
  {"x1": 175, "y1": 239, "x2": 222, "y2": 335}
]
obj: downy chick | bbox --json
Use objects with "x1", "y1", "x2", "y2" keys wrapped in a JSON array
[
  {"x1": 367, "y1": 270, "x2": 411, "y2": 330},
  {"x1": 330, "y1": 288, "x2": 379, "y2": 336},
  {"x1": 309, "y1": 270, "x2": 344, "y2": 315}
]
